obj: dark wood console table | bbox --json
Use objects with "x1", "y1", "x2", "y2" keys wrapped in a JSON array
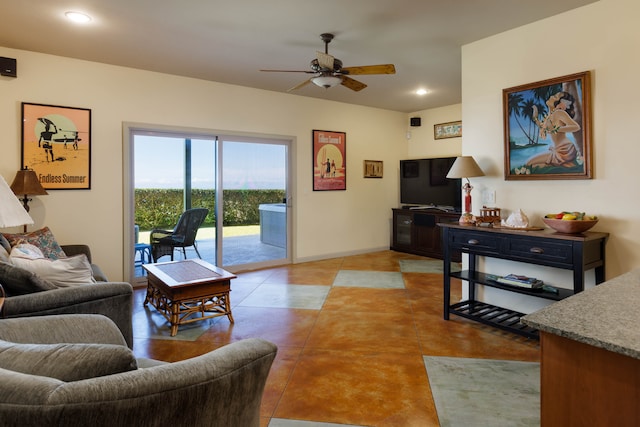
[{"x1": 440, "y1": 223, "x2": 609, "y2": 339}]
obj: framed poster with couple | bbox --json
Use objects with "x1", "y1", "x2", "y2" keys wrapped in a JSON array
[
  {"x1": 503, "y1": 71, "x2": 592, "y2": 180},
  {"x1": 312, "y1": 130, "x2": 346, "y2": 191}
]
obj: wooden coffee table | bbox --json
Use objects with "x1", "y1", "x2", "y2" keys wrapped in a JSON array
[{"x1": 142, "y1": 259, "x2": 236, "y2": 336}]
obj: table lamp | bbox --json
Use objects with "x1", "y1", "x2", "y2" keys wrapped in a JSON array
[
  {"x1": 0, "y1": 174, "x2": 34, "y2": 231},
  {"x1": 446, "y1": 156, "x2": 485, "y2": 225},
  {"x1": 10, "y1": 167, "x2": 47, "y2": 232}
]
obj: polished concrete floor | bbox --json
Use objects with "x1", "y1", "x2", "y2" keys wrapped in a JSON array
[{"x1": 131, "y1": 250, "x2": 540, "y2": 427}]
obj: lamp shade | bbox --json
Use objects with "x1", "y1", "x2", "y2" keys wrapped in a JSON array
[
  {"x1": 446, "y1": 156, "x2": 485, "y2": 179},
  {"x1": 0, "y1": 175, "x2": 34, "y2": 228},
  {"x1": 311, "y1": 75, "x2": 341, "y2": 88},
  {"x1": 10, "y1": 169, "x2": 48, "y2": 196}
]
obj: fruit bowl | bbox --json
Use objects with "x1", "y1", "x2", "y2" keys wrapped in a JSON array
[{"x1": 542, "y1": 217, "x2": 598, "y2": 234}]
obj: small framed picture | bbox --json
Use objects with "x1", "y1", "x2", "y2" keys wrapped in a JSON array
[
  {"x1": 21, "y1": 102, "x2": 91, "y2": 190},
  {"x1": 363, "y1": 160, "x2": 383, "y2": 178},
  {"x1": 434, "y1": 121, "x2": 462, "y2": 140}
]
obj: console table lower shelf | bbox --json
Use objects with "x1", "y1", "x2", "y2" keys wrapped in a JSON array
[
  {"x1": 449, "y1": 300, "x2": 539, "y2": 338},
  {"x1": 448, "y1": 271, "x2": 572, "y2": 339}
]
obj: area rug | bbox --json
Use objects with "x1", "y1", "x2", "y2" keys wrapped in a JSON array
[
  {"x1": 332, "y1": 270, "x2": 405, "y2": 289},
  {"x1": 424, "y1": 356, "x2": 540, "y2": 427},
  {"x1": 400, "y1": 259, "x2": 461, "y2": 274}
]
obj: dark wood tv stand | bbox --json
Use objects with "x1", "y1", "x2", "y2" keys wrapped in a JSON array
[
  {"x1": 391, "y1": 208, "x2": 461, "y2": 261},
  {"x1": 440, "y1": 223, "x2": 609, "y2": 339}
]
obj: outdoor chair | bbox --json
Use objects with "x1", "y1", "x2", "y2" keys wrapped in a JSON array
[
  {"x1": 134, "y1": 225, "x2": 151, "y2": 267},
  {"x1": 150, "y1": 208, "x2": 208, "y2": 262}
]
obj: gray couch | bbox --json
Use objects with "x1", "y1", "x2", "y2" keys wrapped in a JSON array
[
  {"x1": 0, "y1": 245, "x2": 134, "y2": 348},
  {"x1": 0, "y1": 314, "x2": 277, "y2": 427}
]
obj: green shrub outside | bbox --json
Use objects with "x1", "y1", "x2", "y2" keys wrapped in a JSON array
[{"x1": 135, "y1": 189, "x2": 285, "y2": 230}]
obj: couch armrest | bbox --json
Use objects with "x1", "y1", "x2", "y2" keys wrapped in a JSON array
[
  {"x1": 2, "y1": 283, "x2": 133, "y2": 348},
  {"x1": 0, "y1": 314, "x2": 127, "y2": 347}
]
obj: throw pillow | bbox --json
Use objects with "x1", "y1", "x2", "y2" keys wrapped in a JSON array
[
  {"x1": 2, "y1": 227, "x2": 66, "y2": 260},
  {"x1": 0, "y1": 340, "x2": 138, "y2": 382},
  {"x1": 0, "y1": 262, "x2": 57, "y2": 296},
  {"x1": 9, "y1": 243, "x2": 45, "y2": 260},
  {"x1": 10, "y1": 247, "x2": 96, "y2": 287}
]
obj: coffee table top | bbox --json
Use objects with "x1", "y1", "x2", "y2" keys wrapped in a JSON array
[{"x1": 143, "y1": 259, "x2": 236, "y2": 287}]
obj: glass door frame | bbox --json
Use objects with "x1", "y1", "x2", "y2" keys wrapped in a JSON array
[{"x1": 123, "y1": 123, "x2": 293, "y2": 284}]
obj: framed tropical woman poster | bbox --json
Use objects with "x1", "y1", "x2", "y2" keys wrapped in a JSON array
[{"x1": 502, "y1": 71, "x2": 592, "y2": 180}]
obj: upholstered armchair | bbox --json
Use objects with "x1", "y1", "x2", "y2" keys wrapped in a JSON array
[{"x1": 0, "y1": 314, "x2": 277, "y2": 427}]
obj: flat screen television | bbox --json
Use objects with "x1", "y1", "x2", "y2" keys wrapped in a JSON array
[{"x1": 399, "y1": 157, "x2": 461, "y2": 211}]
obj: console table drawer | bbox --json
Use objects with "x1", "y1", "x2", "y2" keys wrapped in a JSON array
[
  {"x1": 449, "y1": 231, "x2": 500, "y2": 255},
  {"x1": 506, "y1": 238, "x2": 573, "y2": 265}
]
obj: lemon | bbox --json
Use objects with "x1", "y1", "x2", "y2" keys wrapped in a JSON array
[{"x1": 562, "y1": 214, "x2": 577, "y2": 220}]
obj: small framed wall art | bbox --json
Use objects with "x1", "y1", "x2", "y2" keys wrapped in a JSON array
[
  {"x1": 312, "y1": 129, "x2": 346, "y2": 191},
  {"x1": 434, "y1": 121, "x2": 462, "y2": 140},
  {"x1": 363, "y1": 160, "x2": 383, "y2": 178},
  {"x1": 21, "y1": 102, "x2": 91, "y2": 190}
]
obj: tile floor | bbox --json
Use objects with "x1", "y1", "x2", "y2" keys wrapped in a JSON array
[{"x1": 131, "y1": 250, "x2": 540, "y2": 427}]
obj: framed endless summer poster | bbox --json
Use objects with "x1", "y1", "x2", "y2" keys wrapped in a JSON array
[
  {"x1": 312, "y1": 129, "x2": 346, "y2": 191},
  {"x1": 21, "y1": 102, "x2": 91, "y2": 190},
  {"x1": 503, "y1": 71, "x2": 592, "y2": 180}
]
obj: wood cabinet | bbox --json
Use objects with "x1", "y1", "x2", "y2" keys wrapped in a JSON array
[
  {"x1": 539, "y1": 332, "x2": 640, "y2": 425},
  {"x1": 521, "y1": 269, "x2": 640, "y2": 424},
  {"x1": 391, "y1": 208, "x2": 461, "y2": 261},
  {"x1": 440, "y1": 223, "x2": 608, "y2": 338}
]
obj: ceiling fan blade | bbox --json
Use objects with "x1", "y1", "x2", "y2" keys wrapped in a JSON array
[
  {"x1": 260, "y1": 69, "x2": 315, "y2": 73},
  {"x1": 287, "y1": 78, "x2": 313, "y2": 92},
  {"x1": 316, "y1": 51, "x2": 335, "y2": 70},
  {"x1": 340, "y1": 76, "x2": 367, "y2": 92},
  {"x1": 341, "y1": 64, "x2": 396, "y2": 75}
]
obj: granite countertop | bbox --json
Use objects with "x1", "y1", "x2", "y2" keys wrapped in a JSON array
[{"x1": 521, "y1": 268, "x2": 640, "y2": 360}]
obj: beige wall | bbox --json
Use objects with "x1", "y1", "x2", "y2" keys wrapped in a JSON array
[
  {"x1": 0, "y1": 48, "x2": 406, "y2": 280},
  {"x1": 462, "y1": 0, "x2": 639, "y2": 311}
]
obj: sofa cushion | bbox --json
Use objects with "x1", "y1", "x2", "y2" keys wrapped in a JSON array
[
  {"x1": 0, "y1": 340, "x2": 137, "y2": 381},
  {"x1": 0, "y1": 262, "x2": 57, "y2": 296},
  {"x1": 10, "y1": 245, "x2": 96, "y2": 287},
  {"x1": 2, "y1": 227, "x2": 66, "y2": 260}
]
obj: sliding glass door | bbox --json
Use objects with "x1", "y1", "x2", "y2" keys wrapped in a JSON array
[
  {"x1": 131, "y1": 130, "x2": 290, "y2": 279},
  {"x1": 219, "y1": 138, "x2": 288, "y2": 267}
]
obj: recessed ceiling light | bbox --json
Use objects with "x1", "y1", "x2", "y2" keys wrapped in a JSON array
[
  {"x1": 416, "y1": 89, "x2": 429, "y2": 96},
  {"x1": 65, "y1": 11, "x2": 92, "y2": 23}
]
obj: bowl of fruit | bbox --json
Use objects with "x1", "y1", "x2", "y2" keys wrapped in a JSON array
[{"x1": 542, "y1": 212, "x2": 598, "y2": 234}]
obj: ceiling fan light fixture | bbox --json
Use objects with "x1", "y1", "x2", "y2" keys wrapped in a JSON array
[{"x1": 311, "y1": 75, "x2": 341, "y2": 88}]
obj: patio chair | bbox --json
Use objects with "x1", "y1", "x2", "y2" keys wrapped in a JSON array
[
  {"x1": 150, "y1": 208, "x2": 209, "y2": 262},
  {"x1": 134, "y1": 225, "x2": 151, "y2": 267}
]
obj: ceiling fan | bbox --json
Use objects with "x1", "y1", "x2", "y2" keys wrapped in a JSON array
[{"x1": 260, "y1": 33, "x2": 396, "y2": 92}]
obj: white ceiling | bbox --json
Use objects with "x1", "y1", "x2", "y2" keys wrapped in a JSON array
[{"x1": 1, "y1": 0, "x2": 598, "y2": 112}]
